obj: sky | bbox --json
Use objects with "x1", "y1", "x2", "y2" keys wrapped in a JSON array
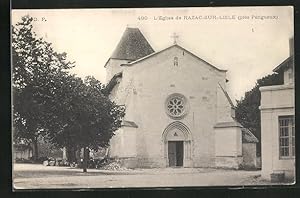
[{"x1": 12, "y1": 7, "x2": 293, "y2": 101}]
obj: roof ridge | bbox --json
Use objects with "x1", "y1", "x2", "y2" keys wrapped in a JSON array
[
  {"x1": 272, "y1": 55, "x2": 294, "y2": 73},
  {"x1": 218, "y1": 83, "x2": 235, "y2": 108},
  {"x1": 121, "y1": 44, "x2": 227, "y2": 72}
]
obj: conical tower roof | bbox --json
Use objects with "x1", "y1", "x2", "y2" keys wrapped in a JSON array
[{"x1": 111, "y1": 27, "x2": 154, "y2": 61}]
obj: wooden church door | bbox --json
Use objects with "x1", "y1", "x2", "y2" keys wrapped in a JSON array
[
  {"x1": 176, "y1": 141, "x2": 183, "y2": 166},
  {"x1": 168, "y1": 141, "x2": 183, "y2": 167}
]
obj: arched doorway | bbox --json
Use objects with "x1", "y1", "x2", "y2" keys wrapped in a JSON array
[{"x1": 162, "y1": 121, "x2": 193, "y2": 167}]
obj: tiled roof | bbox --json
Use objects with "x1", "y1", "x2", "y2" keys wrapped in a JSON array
[
  {"x1": 111, "y1": 27, "x2": 154, "y2": 61},
  {"x1": 242, "y1": 128, "x2": 259, "y2": 143}
]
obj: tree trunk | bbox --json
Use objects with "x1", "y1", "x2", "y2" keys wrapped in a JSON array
[
  {"x1": 32, "y1": 137, "x2": 38, "y2": 162},
  {"x1": 82, "y1": 147, "x2": 89, "y2": 173},
  {"x1": 66, "y1": 146, "x2": 76, "y2": 163},
  {"x1": 105, "y1": 148, "x2": 109, "y2": 158}
]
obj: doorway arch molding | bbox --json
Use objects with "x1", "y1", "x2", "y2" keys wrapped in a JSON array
[
  {"x1": 162, "y1": 121, "x2": 192, "y2": 142},
  {"x1": 162, "y1": 121, "x2": 193, "y2": 167}
]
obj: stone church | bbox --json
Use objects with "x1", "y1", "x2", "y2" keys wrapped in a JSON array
[{"x1": 104, "y1": 27, "x2": 258, "y2": 169}]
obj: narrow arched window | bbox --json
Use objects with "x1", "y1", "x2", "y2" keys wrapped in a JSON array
[{"x1": 174, "y1": 57, "x2": 178, "y2": 66}]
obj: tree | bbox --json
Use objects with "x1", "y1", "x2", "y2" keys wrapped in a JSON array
[
  {"x1": 43, "y1": 75, "x2": 125, "y2": 172},
  {"x1": 235, "y1": 73, "x2": 283, "y2": 156},
  {"x1": 12, "y1": 15, "x2": 74, "y2": 161},
  {"x1": 12, "y1": 15, "x2": 125, "y2": 171}
]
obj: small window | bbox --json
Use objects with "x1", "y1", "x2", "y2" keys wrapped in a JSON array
[
  {"x1": 279, "y1": 116, "x2": 295, "y2": 159},
  {"x1": 174, "y1": 57, "x2": 178, "y2": 66}
]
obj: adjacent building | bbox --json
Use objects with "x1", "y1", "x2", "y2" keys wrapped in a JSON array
[{"x1": 260, "y1": 38, "x2": 295, "y2": 180}]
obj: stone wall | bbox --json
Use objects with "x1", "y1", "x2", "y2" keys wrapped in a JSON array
[
  {"x1": 242, "y1": 143, "x2": 257, "y2": 169},
  {"x1": 260, "y1": 84, "x2": 295, "y2": 180},
  {"x1": 126, "y1": 46, "x2": 227, "y2": 168},
  {"x1": 214, "y1": 123, "x2": 243, "y2": 169},
  {"x1": 117, "y1": 157, "x2": 166, "y2": 168},
  {"x1": 109, "y1": 45, "x2": 235, "y2": 168},
  {"x1": 14, "y1": 149, "x2": 32, "y2": 160},
  {"x1": 105, "y1": 59, "x2": 129, "y2": 82},
  {"x1": 215, "y1": 156, "x2": 243, "y2": 169},
  {"x1": 109, "y1": 127, "x2": 138, "y2": 158}
]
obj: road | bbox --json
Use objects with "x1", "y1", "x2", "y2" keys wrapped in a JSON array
[{"x1": 13, "y1": 163, "x2": 276, "y2": 189}]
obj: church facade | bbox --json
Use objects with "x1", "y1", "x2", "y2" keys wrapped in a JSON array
[{"x1": 104, "y1": 27, "x2": 258, "y2": 169}]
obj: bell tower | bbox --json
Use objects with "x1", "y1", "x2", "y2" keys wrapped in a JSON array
[{"x1": 104, "y1": 27, "x2": 155, "y2": 82}]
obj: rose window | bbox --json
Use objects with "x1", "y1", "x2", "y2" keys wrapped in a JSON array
[{"x1": 165, "y1": 94, "x2": 188, "y2": 119}]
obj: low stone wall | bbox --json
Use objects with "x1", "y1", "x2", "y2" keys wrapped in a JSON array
[{"x1": 242, "y1": 143, "x2": 257, "y2": 169}]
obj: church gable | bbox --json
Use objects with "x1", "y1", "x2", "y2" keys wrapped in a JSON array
[
  {"x1": 122, "y1": 44, "x2": 227, "y2": 73},
  {"x1": 121, "y1": 44, "x2": 228, "y2": 95},
  {"x1": 119, "y1": 43, "x2": 232, "y2": 125},
  {"x1": 107, "y1": 43, "x2": 232, "y2": 123}
]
